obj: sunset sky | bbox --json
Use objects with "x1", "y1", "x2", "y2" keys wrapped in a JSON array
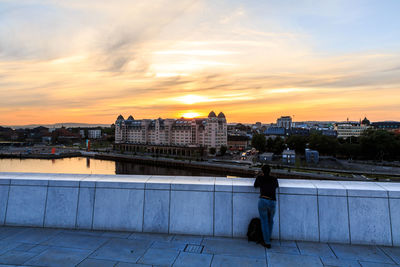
[{"x1": 1, "y1": 0, "x2": 400, "y2": 125}]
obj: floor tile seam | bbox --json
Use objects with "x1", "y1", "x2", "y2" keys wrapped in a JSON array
[
  {"x1": 208, "y1": 253, "x2": 215, "y2": 267},
  {"x1": 135, "y1": 248, "x2": 148, "y2": 265},
  {"x1": 101, "y1": 233, "x2": 131, "y2": 239},
  {"x1": 77, "y1": 237, "x2": 113, "y2": 265},
  {"x1": 50, "y1": 231, "x2": 106, "y2": 239},
  {"x1": 170, "y1": 249, "x2": 182, "y2": 266},
  {"x1": 209, "y1": 251, "x2": 267, "y2": 260},
  {"x1": 266, "y1": 250, "x2": 300, "y2": 256},
  {"x1": 136, "y1": 239, "x2": 160, "y2": 262},
  {"x1": 376, "y1": 246, "x2": 398, "y2": 265},
  {"x1": 19, "y1": 244, "x2": 54, "y2": 266},
  {"x1": 113, "y1": 260, "x2": 145, "y2": 266},
  {"x1": 127, "y1": 231, "x2": 138, "y2": 239},
  {"x1": 20, "y1": 242, "x2": 41, "y2": 254},
  {"x1": 11, "y1": 252, "x2": 42, "y2": 266},
  {"x1": 0, "y1": 228, "x2": 24, "y2": 243},
  {"x1": 0, "y1": 247, "x2": 11, "y2": 257},
  {"x1": 325, "y1": 243, "x2": 338, "y2": 260},
  {"x1": 357, "y1": 258, "x2": 399, "y2": 265},
  {"x1": 332, "y1": 253, "x2": 394, "y2": 265},
  {"x1": 35, "y1": 241, "x2": 106, "y2": 252},
  {"x1": 294, "y1": 240, "x2": 301, "y2": 254}
]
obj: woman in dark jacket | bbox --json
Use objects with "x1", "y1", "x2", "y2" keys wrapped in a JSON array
[{"x1": 254, "y1": 165, "x2": 279, "y2": 248}]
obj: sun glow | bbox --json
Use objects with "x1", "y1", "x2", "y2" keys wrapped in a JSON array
[
  {"x1": 180, "y1": 112, "x2": 201, "y2": 118},
  {"x1": 176, "y1": 94, "x2": 209, "y2": 105}
]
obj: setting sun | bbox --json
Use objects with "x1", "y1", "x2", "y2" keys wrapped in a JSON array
[{"x1": 181, "y1": 112, "x2": 201, "y2": 118}]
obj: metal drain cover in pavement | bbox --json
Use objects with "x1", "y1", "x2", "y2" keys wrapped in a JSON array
[{"x1": 184, "y1": 244, "x2": 204, "y2": 254}]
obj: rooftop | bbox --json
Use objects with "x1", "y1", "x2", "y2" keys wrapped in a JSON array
[{"x1": 0, "y1": 226, "x2": 399, "y2": 266}]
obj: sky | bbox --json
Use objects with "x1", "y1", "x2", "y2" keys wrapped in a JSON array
[{"x1": 1, "y1": 0, "x2": 400, "y2": 125}]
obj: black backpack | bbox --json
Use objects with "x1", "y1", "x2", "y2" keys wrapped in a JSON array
[{"x1": 247, "y1": 218, "x2": 264, "y2": 243}]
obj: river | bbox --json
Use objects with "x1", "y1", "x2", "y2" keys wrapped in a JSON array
[{"x1": 0, "y1": 157, "x2": 228, "y2": 177}]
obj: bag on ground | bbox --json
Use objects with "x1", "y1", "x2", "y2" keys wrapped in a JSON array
[{"x1": 247, "y1": 217, "x2": 264, "y2": 243}]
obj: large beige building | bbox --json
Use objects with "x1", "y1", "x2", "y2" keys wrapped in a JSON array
[{"x1": 115, "y1": 111, "x2": 227, "y2": 150}]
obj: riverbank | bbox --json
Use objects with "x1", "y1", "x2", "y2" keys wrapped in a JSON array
[
  {"x1": 86, "y1": 152, "x2": 398, "y2": 181},
  {"x1": 88, "y1": 152, "x2": 256, "y2": 177},
  {"x1": 0, "y1": 152, "x2": 81, "y2": 159},
  {"x1": 1, "y1": 151, "x2": 399, "y2": 181}
]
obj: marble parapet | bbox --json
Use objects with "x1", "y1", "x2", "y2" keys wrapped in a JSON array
[{"x1": 0, "y1": 172, "x2": 398, "y2": 246}]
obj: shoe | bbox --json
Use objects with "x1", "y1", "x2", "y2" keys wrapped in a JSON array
[{"x1": 260, "y1": 242, "x2": 271, "y2": 249}]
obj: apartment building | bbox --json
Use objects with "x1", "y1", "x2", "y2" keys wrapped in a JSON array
[
  {"x1": 334, "y1": 123, "x2": 369, "y2": 138},
  {"x1": 115, "y1": 111, "x2": 227, "y2": 150}
]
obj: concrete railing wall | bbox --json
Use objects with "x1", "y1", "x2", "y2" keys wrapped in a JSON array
[{"x1": 0, "y1": 172, "x2": 399, "y2": 246}]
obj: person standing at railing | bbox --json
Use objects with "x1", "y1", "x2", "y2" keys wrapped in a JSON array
[{"x1": 254, "y1": 164, "x2": 279, "y2": 248}]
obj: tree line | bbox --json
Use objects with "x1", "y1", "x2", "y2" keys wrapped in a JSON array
[{"x1": 251, "y1": 129, "x2": 400, "y2": 161}]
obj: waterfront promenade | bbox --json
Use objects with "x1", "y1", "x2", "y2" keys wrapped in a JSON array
[{"x1": 0, "y1": 226, "x2": 400, "y2": 266}]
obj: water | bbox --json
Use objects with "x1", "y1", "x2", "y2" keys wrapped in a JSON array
[{"x1": 0, "y1": 157, "x2": 227, "y2": 177}]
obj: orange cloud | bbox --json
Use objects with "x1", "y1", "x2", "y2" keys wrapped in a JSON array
[{"x1": 1, "y1": 1, "x2": 400, "y2": 125}]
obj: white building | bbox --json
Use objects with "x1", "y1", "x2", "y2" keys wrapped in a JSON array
[
  {"x1": 88, "y1": 129, "x2": 102, "y2": 139},
  {"x1": 334, "y1": 123, "x2": 369, "y2": 138},
  {"x1": 115, "y1": 111, "x2": 227, "y2": 151}
]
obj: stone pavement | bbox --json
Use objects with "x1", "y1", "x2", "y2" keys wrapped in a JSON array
[{"x1": 0, "y1": 226, "x2": 399, "y2": 267}]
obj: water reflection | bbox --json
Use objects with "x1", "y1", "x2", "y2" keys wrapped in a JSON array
[
  {"x1": 0, "y1": 157, "x2": 227, "y2": 177},
  {"x1": 115, "y1": 161, "x2": 225, "y2": 177}
]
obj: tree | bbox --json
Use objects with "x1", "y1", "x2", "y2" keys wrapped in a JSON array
[
  {"x1": 359, "y1": 129, "x2": 400, "y2": 161},
  {"x1": 309, "y1": 133, "x2": 339, "y2": 156},
  {"x1": 220, "y1": 145, "x2": 227, "y2": 156},
  {"x1": 266, "y1": 137, "x2": 274, "y2": 152},
  {"x1": 209, "y1": 147, "x2": 216, "y2": 155},
  {"x1": 272, "y1": 137, "x2": 285, "y2": 154},
  {"x1": 338, "y1": 143, "x2": 361, "y2": 159},
  {"x1": 286, "y1": 135, "x2": 308, "y2": 154},
  {"x1": 251, "y1": 133, "x2": 266, "y2": 152}
]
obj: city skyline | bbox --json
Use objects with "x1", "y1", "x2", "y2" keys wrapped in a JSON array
[{"x1": 1, "y1": 0, "x2": 400, "y2": 125}]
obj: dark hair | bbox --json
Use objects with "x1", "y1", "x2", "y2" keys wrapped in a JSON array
[{"x1": 261, "y1": 165, "x2": 270, "y2": 175}]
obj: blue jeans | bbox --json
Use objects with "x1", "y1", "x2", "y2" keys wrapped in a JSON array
[{"x1": 258, "y1": 198, "x2": 276, "y2": 244}]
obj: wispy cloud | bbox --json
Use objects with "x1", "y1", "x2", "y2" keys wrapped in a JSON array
[{"x1": 0, "y1": 0, "x2": 400, "y2": 124}]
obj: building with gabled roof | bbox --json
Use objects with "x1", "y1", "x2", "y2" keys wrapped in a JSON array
[{"x1": 115, "y1": 111, "x2": 227, "y2": 151}]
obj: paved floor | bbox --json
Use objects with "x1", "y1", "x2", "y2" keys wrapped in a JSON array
[{"x1": 0, "y1": 226, "x2": 399, "y2": 267}]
